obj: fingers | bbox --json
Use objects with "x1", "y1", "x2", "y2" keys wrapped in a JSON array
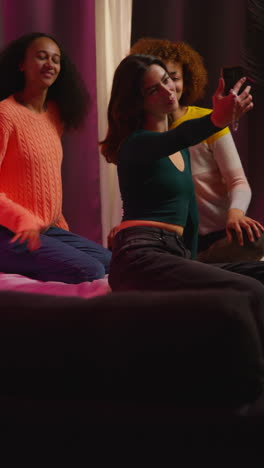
[
  {"x1": 226, "y1": 227, "x2": 233, "y2": 244},
  {"x1": 232, "y1": 76, "x2": 247, "y2": 95},
  {"x1": 28, "y1": 233, "x2": 41, "y2": 251},
  {"x1": 15, "y1": 231, "x2": 29, "y2": 244},
  {"x1": 231, "y1": 88, "x2": 253, "y2": 121},
  {"x1": 107, "y1": 232, "x2": 113, "y2": 249},
  {"x1": 241, "y1": 221, "x2": 263, "y2": 243},
  {"x1": 238, "y1": 84, "x2": 251, "y2": 100},
  {"x1": 249, "y1": 220, "x2": 264, "y2": 239},
  {"x1": 237, "y1": 87, "x2": 253, "y2": 108},
  {"x1": 212, "y1": 78, "x2": 253, "y2": 128},
  {"x1": 243, "y1": 224, "x2": 255, "y2": 243},
  {"x1": 242, "y1": 101, "x2": 254, "y2": 114},
  {"x1": 227, "y1": 218, "x2": 264, "y2": 246},
  {"x1": 10, "y1": 232, "x2": 29, "y2": 244},
  {"x1": 215, "y1": 77, "x2": 225, "y2": 96},
  {"x1": 10, "y1": 230, "x2": 41, "y2": 251},
  {"x1": 107, "y1": 226, "x2": 119, "y2": 250},
  {"x1": 10, "y1": 233, "x2": 21, "y2": 244},
  {"x1": 255, "y1": 221, "x2": 264, "y2": 232},
  {"x1": 234, "y1": 226, "x2": 244, "y2": 246}
]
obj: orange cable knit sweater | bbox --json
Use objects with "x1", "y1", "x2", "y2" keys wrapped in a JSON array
[{"x1": 0, "y1": 95, "x2": 69, "y2": 234}]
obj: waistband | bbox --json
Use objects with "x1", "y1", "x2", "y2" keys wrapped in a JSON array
[
  {"x1": 114, "y1": 225, "x2": 184, "y2": 242},
  {"x1": 114, "y1": 220, "x2": 183, "y2": 237}
]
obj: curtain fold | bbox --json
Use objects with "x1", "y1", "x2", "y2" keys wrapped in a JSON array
[
  {"x1": 95, "y1": 0, "x2": 132, "y2": 246},
  {"x1": 1, "y1": 0, "x2": 262, "y2": 242}
]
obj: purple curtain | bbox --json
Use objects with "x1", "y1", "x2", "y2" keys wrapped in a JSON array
[
  {"x1": 0, "y1": 0, "x2": 102, "y2": 242},
  {"x1": 132, "y1": 0, "x2": 263, "y2": 222}
]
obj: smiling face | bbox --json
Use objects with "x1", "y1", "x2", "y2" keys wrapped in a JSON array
[
  {"x1": 164, "y1": 61, "x2": 184, "y2": 103},
  {"x1": 143, "y1": 64, "x2": 178, "y2": 118},
  {"x1": 20, "y1": 36, "x2": 61, "y2": 90}
]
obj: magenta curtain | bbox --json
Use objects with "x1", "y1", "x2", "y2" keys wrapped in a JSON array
[
  {"x1": 0, "y1": 0, "x2": 102, "y2": 242},
  {"x1": 1, "y1": 0, "x2": 263, "y2": 242},
  {"x1": 132, "y1": 0, "x2": 263, "y2": 223}
]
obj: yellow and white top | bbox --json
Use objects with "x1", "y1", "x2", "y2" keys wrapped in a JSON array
[{"x1": 170, "y1": 106, "x2": 252, "y2": 235}]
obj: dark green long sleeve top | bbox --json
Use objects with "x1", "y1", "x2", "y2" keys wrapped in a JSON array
[{"x1": 117, "y1": 114, "x2": 222, "y2": 258}]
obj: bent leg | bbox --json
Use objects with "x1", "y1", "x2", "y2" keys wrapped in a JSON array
[
  {"x1": 109, "y1": 227, "x2": 264, "y2": 345},
  {"x1": 0, "y1": 226, "x2": 110, "y2": 283},
  {"x1": 110, "y1": 241, "x2": 264, "y2": 294},
  {"x1": 45, "y1": 226, "x2": 111, "y2": 273},
  {"x1": 109, "y1": 227, "x2": 264, "y2": 293},
  {"x1": 215, "y1": 261, "x2": 264, "y2": 285},
  {"x1": 198, "y1": 230, "x2": 264, "y2": 263}
]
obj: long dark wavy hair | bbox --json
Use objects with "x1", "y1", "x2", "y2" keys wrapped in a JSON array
[
  {"x1": 0, "y1": 32, "x2": 89, "y2": 129},
  {"x1": 100, "y1": 54, "x2": 168, "y2": 165}
]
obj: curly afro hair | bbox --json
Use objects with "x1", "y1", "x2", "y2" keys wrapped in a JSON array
[{"x1": 130, "y1": 38, "x2": 208, "y2": 105}]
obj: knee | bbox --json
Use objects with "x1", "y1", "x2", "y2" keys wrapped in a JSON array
[
  {"x1": 74, "y1": 261, "x2": 106, "y2": 283},
  {"x1": 235, "y1": 274, "x2": 264, "y2": 301},
  {"x1": 231, "y1": 229, "x2": 264, "y2": 261},
  {"x1": 103, "y1": 249, "x2": 112, "y2": 274}
]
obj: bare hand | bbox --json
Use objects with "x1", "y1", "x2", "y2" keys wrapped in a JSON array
[
  {"x1": 107, "y1": 225, "x2": 119, "y2": 249},
  {"x1": 226, "y1": 210, "x2": 264, "y2": 246},
  {"x1": 10, "y1": 230, "x2": 41, "y2": 251},
  {"x1": 211, "y1": 77, "x2": 253, "y2": 128}
]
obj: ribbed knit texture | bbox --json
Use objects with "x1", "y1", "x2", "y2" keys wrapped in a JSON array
[{"x1": 0, "y1": 95, "x2": 69, "y2": 233}]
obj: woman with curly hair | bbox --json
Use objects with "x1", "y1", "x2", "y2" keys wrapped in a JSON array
[
  {"x1": 130, "y1": 38, "x2": 264, "y2": 262},
  {"x1": 0, "y1": 32, "x2": 111, "y2": 283}
]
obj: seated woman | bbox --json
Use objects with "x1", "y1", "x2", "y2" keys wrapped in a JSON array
[
  {"x1": 100, "y1": 54, "x2": 264, "y2": 340},
  {"x1": 129, "y1": 38, "x2": 264, "y2": 262},
  {"x1": 0, "y1": 32, "x2": 111, "y2": 283}
]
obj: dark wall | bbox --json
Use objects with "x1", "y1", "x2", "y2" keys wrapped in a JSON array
[{"x1": 132, "y1": 0, "x2": 247, "y2": 106}]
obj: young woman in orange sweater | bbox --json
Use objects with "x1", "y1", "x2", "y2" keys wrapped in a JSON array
[{"x1": 0, "y1": 33, "x2": 111, "y2": 283}]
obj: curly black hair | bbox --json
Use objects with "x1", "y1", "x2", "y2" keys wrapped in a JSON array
[{"x1": 0, "y1": 32, "x2": 89, "y2": 129}]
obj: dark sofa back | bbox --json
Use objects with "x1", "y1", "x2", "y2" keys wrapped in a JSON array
[{"x1": 0, "y1": 288, "x2": 263, "y2": 409}]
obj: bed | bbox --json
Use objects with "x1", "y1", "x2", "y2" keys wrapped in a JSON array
[
  {"x1": 0, "y1": 272, "x2": 264, "y2": 450},
  {"x1": 0, "y1": 271, "x2": 111, "y2": 298}
]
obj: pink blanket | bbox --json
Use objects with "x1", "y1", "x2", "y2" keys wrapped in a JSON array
[{"x1": 0, "y1": 273, "x2": 111, "y2": 298}]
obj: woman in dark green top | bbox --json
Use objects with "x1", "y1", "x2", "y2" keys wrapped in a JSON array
[{"x1": 101, "y1": 55, "x2": 264, "y2": 326}]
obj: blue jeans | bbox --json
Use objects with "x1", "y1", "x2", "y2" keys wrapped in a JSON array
[{"x1": 0, "y1": 226, "x2": 111, "y2": 283}]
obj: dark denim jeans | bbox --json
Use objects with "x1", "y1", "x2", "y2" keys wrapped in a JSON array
[
  {"x1": 110, "y1": 225, "x2": 264, "y2": 289},
  {"x1": 0, "y1": 225, "x2": 111, "y2": 283},
  {"x1": 109, "y1": 225, "x2": 264, "y2": 336}
]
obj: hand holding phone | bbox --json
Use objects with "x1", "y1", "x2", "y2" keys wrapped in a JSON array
[
  {"x1": 211, "y1": 73, "x2": 254, "y2": 130},
  {"x1": 221, "y1": 66, "x2": 254, "y2": 95}
]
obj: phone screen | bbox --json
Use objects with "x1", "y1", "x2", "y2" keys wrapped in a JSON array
[{"x1": 221, "y1": 66, "x2": 254, "y2": 95}]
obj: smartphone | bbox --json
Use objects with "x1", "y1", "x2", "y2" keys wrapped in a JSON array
[{"x1": 221, "y1": 66, "x2": 254, "y2": 95}]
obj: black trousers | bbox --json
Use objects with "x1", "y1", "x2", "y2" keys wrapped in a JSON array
[{"x1": 109, "y1": 226, "x2": 264, "y2": 344}]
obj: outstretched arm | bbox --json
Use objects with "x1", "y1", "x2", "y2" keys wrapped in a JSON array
[{"x1": 122, "y1": 77, "x2": 253, "y2": 165}]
